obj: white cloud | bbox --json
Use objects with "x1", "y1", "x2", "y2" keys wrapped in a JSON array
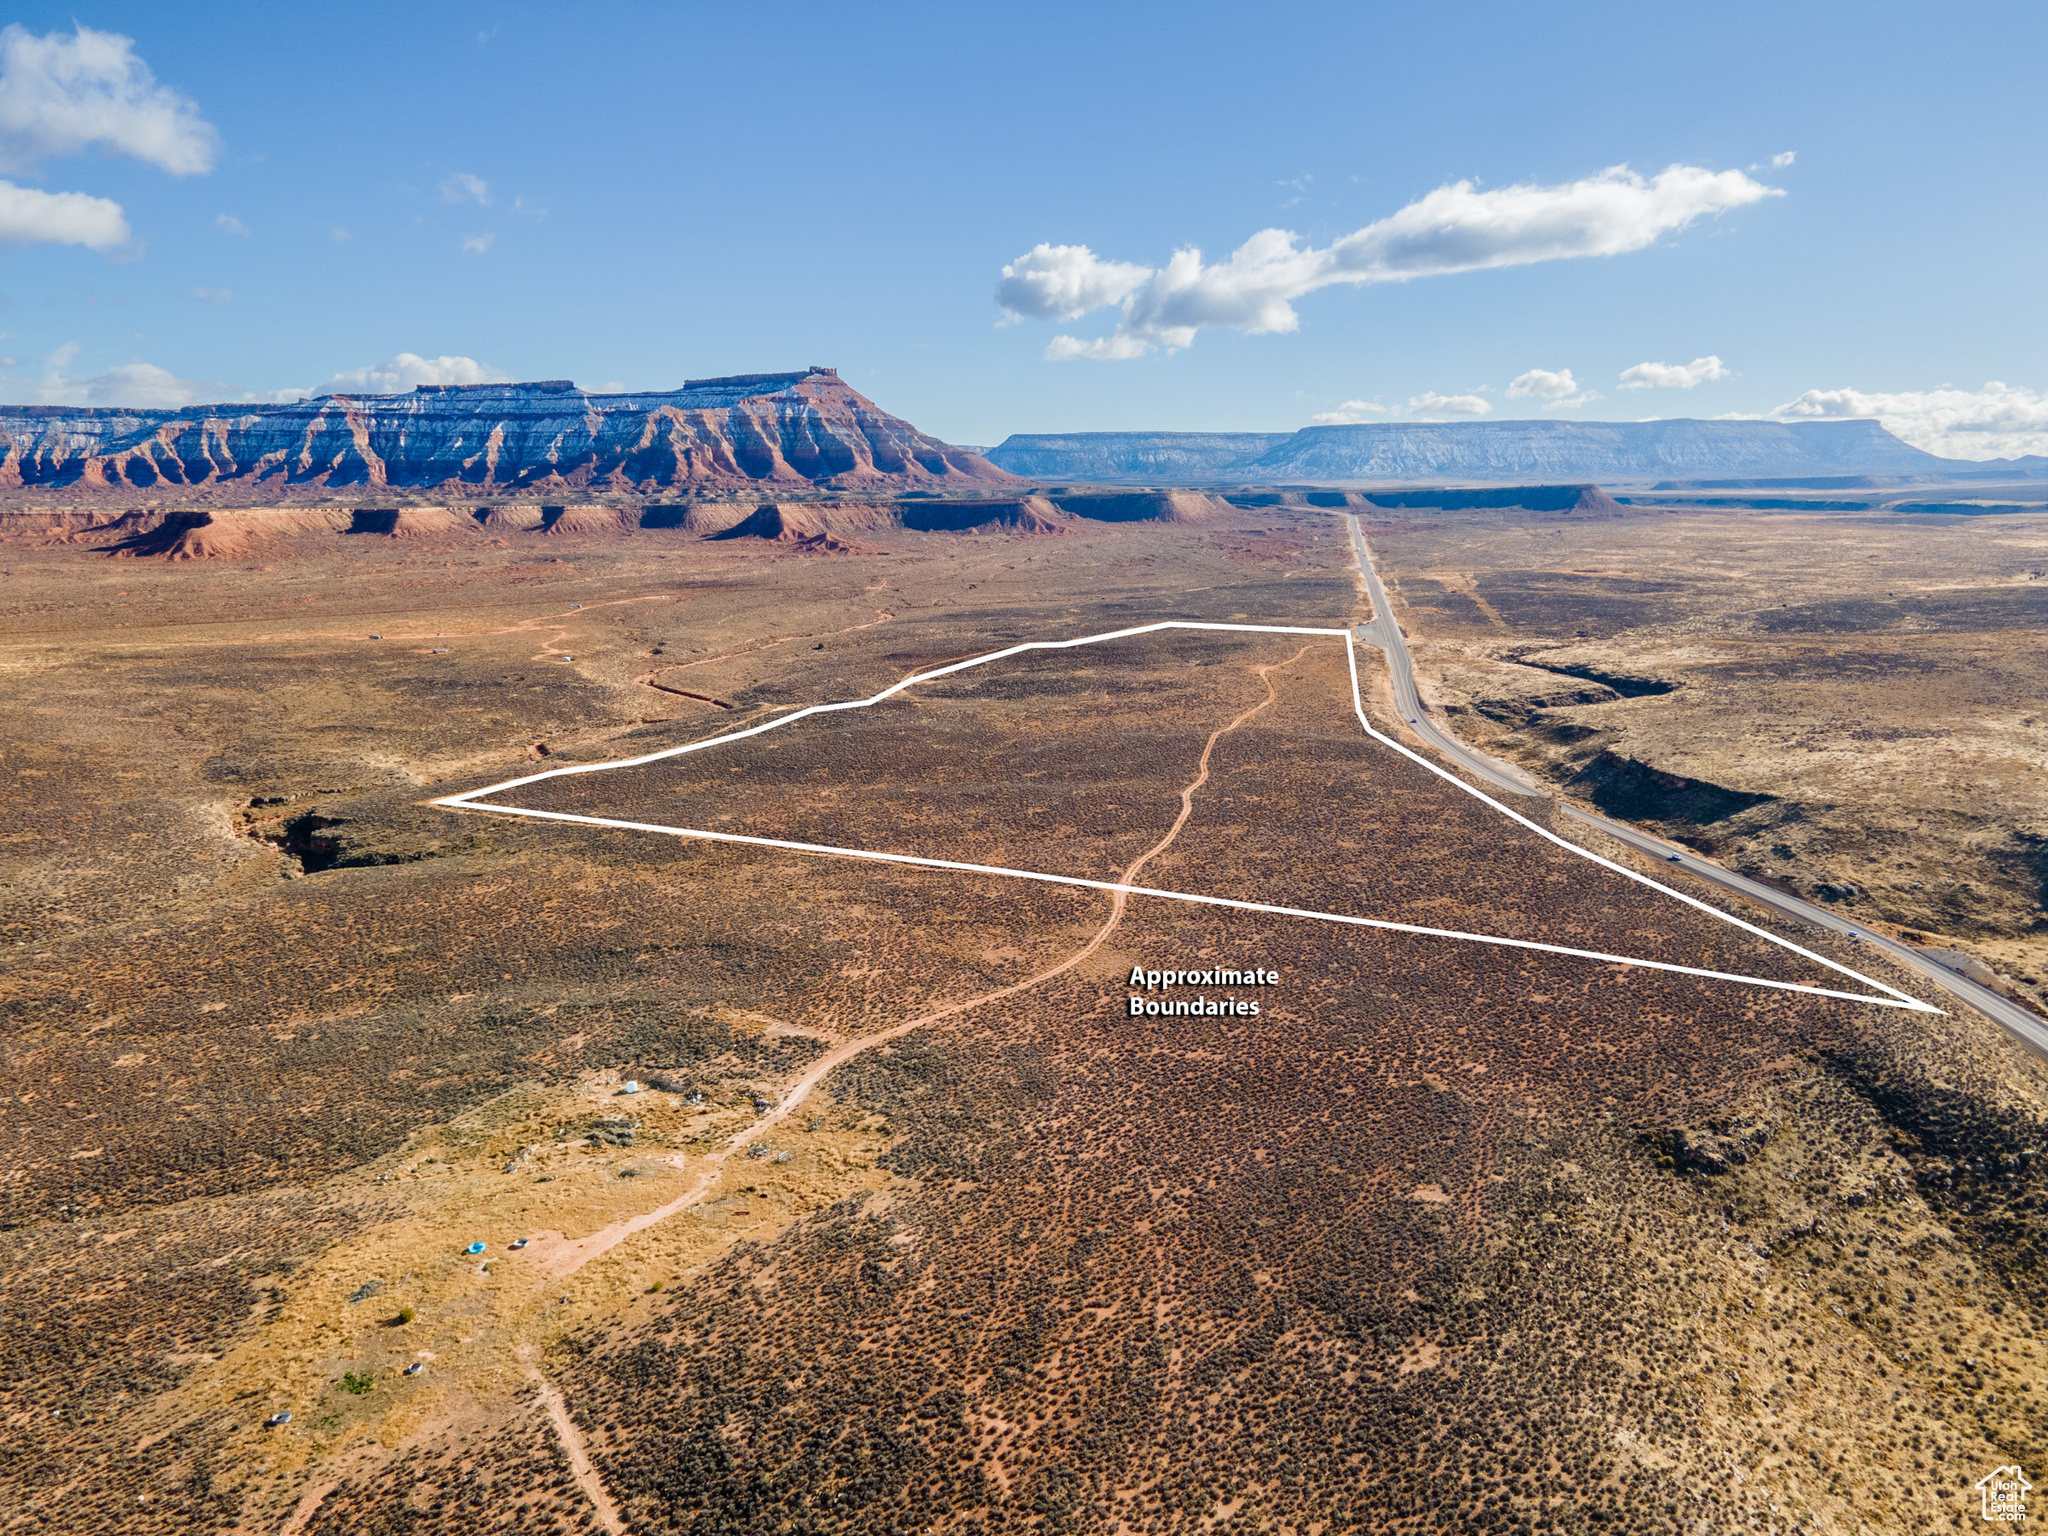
[
  {"x1": 1772, "y1": 151, "x2": 1796, "y2": 168},
  {"x1": 1407, "y1": 391, "x2": 1491, "y2": 418},
  {"x1": 85, "y1": 361, "x2": 220, "y2": 406},
  {"x1": 322, "y1": 353, "x2": 510, "y2": 396},
  {"x1": 1766, "y1": 381, "x2": 2048, "y2": 460},
  {"x1": 23, "y1": 346, "x2": 225, "y2": 407},
  {"x1": 1506, "y1": 367, "x2": 1599, "y2": 408},
  {"x1": 1619, "y1": 354, "x2": 1730, "y2": 390},
  {"x1": 192, "y1": 286, "x2": 231, "y2": 307},
  {"x1": 0, "y1": 24, "x2": 218, "y2": 175},
  {"x1": 440, "y1": 172, "x2": 489, "y2": 206},
  {"x1": 1506, "y1": 367, "x2": 1576, "y2": 400},
  {"x1": 1043, "y1": 332, "x2": 1151, "y2": 362},
  {"x1": 1319, "y1": 387, "x2": 1601, "y2": 423},
  {"x1": 1014, "y1": 162, "x2": 1781, "y2": 359},
  {"x1": 1310, "y1": 399, "x2": 1391, "y2": 424},
  {"x1": 215, "y1": 212, "x2": 248, "y2": 236},
  {"x1": 0, "y1": 178, "x2": 127, "y2": 247},
  {"x1": 461, "y1": 232, "x2": 494, "y2": 255},
  {"x1": 995, "y1": 243, "x2": 1153, "y2": 325},
  {"x1": 4, "y1": 342, "x2": 319, "y2": 405}
]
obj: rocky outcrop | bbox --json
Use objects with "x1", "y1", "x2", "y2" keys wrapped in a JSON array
[
  {"x1": 0, "y1": 490, "x2": 1142, "y2": 559},
  {"x1": 1891, "y1": 501, "x2": 2048, "y2": 516},
  {"x1": 708, "y1": 497, "x2": 1077, "y2": 545},
  {"x1": 899, "y1": 496, "x2": 1073, "y2": 533},
  {"x1": 706, "y1": 501, "x2": 903, "y2": 544},
  {"x1": 987, "y1": 418, "x2": 1968, "y2": 483},
  {"x1": 1225, "y1": 490, "x2": 1380, "y2": 510},
  {"x1": 1049, "y1": 490, "x2": 1231, "y2": 523},
  {"x1": 106, "y1": 507, "x2": 353, "y2": 559},
  {"x1": 536, "y1": 504, "x2": 640, "y2": 536},
  {"x1": 1358, "y1": 484, "x2": 1625, "y2": 515},
  {"x1": 0, "y1": 368, "x2": 1017, "y2": 495},
  {"x1": 349, "y1": 506, "x2": 475, "y2": 538}
]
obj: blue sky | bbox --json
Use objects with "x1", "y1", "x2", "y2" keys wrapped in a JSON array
[{"x1": 0, "y1": 0, "x2": 2041, "y2": 456}]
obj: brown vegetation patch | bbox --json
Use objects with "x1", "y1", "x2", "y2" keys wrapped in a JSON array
[{"x1": 5, "y1": 504, "x2": 2038, "y2": 1534}]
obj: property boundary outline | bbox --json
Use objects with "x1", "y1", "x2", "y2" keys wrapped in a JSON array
[{"x1": 432, "y1": 620, "x2": 1938, "y2": 1014}]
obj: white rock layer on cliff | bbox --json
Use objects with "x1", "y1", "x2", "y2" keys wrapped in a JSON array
[{"x1": 0, "y1": 367, "x2": 1016, "y2": 494}]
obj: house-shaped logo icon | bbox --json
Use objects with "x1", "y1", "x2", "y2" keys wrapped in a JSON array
[{"x1": 1977, "y1": 1465, "x2": 2031, "y2": 1523}]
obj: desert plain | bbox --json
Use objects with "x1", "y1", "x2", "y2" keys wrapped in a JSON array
[
  {"x1": 1373, "y1": 504, "x2": 2048, "y2": 1007},
  {"x1": 2, "y1": 489, "x2": 2046, "y2": 1536}
]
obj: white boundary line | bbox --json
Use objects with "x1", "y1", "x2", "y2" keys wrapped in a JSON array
[{"x1": 432, "y1": 620, "x2": 1938, "y2": 1014}]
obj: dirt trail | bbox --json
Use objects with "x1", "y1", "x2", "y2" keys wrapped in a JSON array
[
  {"x1": 529, "y1": 1367, "x2": 627, "y2": 1534},
  {"x1": 237, "y1": 640, "x2": 1300, "y2": 1532},
  {"x1": 529, "y1": 643, "x2": 1307, "y2": 1282},
  {"x1": 492, "y1": 594, "x2": 680, "y2": 662}
]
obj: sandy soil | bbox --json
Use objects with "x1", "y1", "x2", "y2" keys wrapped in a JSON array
[{"x1": 4, "y1": 503, "x2": 2044, "y2": 1534}]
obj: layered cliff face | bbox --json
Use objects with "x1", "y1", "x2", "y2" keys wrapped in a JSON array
[
  {"x1": 985, "y1": 418, "x2": 2008, "y2": 484},
  {"x1": 0, "y1": 367, "x2": 1017, "y2": 494},
  {"x1": 1244, "y1": 418, "x2": 1953, "y2": 481},
  {"x1": 983, "y1": 431, "x2": 1293, "y2": 482}
]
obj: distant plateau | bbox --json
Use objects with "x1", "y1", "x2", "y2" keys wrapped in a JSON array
[{"x1": 2, "y1": 369, "x2": 2041, "y2": 505}]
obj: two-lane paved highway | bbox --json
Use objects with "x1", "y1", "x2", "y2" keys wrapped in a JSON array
[
  {"x1": 1346, "y1": 515, "x2": 2048, "y2": 1056},
  {"x1": 1349, "y1": 515, "x2": 1545, "y2": 800}
]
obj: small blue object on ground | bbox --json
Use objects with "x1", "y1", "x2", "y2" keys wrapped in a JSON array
[
  {"x1": 466, "y1": 1241, "x2": 486, "y2": 1255},
  {"x1": 404, "y1": 1362, "x2": 424, "y2": 1376},
  {"x1": 266, "y1": 1411, "x2": 292, "y2": 1428}
]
